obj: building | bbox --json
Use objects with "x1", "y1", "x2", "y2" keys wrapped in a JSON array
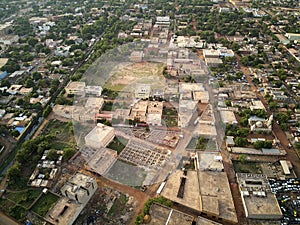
[
  {"x1": 84, "y1": 97, "x2": 104, "y2": 111},
  {"x1": 205, "y1": 58, "x2": 223, "y2": 67},
  {"x1": 61, "y1": 173, "x2": 97, "y2": 203},
  {"x1": 129, "y1": 100, "x2": 148, "y2": 122},
  {"x1": 236, "y1": 173, "x2": 282, "y2": 220},
  {"x1": 147, "y1": 101, "x2": 163, "y2": 125},
  {"x1": 0, "y1": 22, "x2": 13, "y2": 36},
  {"x1": 0, "y1": 35, "x2": 19, "y2": 45},
  {"x1": 85, "y1": 147, "x2": 117, "y2": 176},
  {"x1": 148, "y1": 203, "x2": 194, "y2": 225},
  {"x1": 7, "y1": 84, "x2": 22, "y2": 95},
  {"x1": 196, "y1": 152, "x2": 223, "y2": 172},
  {"x1": 65, "y1": 81, "x2": 86, "y2": 95},
  {"x1": 46, "y1": 173, "x2": 98, "y2": 225},
  {"x1": 130, "y1": 51, "x2": 144, "y2": 62},
  {"x1": 85, "y1": 85, "x2": 103, "y2": 97},
  {"x1": 248, "y1": 115, "x2": 272, "y2": 132},
  {"x1": 135, "y1": 84, "x2": 151, "y2": 99},
  {"x1": 161, "y1": 153, "x2": 238, "y2": 224},
  {"x1": 203, "y1": 49, "x2": 220, "y2": 58},
  {"x1": 218, "y1": 49, "x2": 234, "y2": 57},
  {"x1": 85, "y1": 123, "x2": 115, "y2": 149},
  {"x1": 220, "y1": 110, "x2": 238, "y2": 125},
  {"x1": 286, "y1": 33, "x2": 300, "y2": 41}
]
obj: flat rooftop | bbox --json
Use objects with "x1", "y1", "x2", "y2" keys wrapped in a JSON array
[
  {"x1": 219, "y1": 110, "x2": 237, "y2": 124},
  {"x1": 193, "y1": 91, "x2": 209, "y2": 102},
  {"x1": 65, "y1": 81, "x2": 86, "y2": 90},
  {"x1": 194, "y1": 123, "x2": 217, "y2": 137},
  {"x1": 68, "y1": 173, "x2": 96, "y2": 189},
  {"x1": 243, "y1": 194, "x2": 282, "y2": 218},
  {"x1": 179, "y1": 83, "x2": 204, "y2": 92},
  {"x1": 86, "y1": 148, "x2": 117, "y2": 175},
  {"x1": 237, "y1": 173, "x2": 282, "y2": 219},
  {"x1": 85, "y1": 97, "x2": 104, "y2": 109},
  {"x1": 161, "y1": 170, "x2": 201, "y2": 212},
  {"x1": 197, "y1": 216, "x2": 222, "y2": 225},
  {"x1": 199, "y1": 171, "x2": 238, "y2": 223},
  {"x1": 85, "y1": 123, "x2": 115, "y2": 146},
  {"x1": 230, "y1": 147, "x2": 284, "y2": 155},
  {"x1": 197, "y1": 152, "x2": 223, "y2": 171},
  {"x1": 45, "y1": 197, "x2": 81, "y2": 225},
  {"x1": 148, "y1": 203, "x2": 193, "y2": 225},
  {"x1": 0, "y1": 58, "x2": 8, "y2": 68}
]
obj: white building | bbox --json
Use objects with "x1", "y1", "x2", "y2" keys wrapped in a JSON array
[
  {"x1": 135, "y1": 84, "x2": 151, "y2": 99},
  {"x1": 85, "y1": 85, "x2": 103, "y2": 97},
  {"x1": 85, "y1": 123, "x2": 115, "y2": 148}
]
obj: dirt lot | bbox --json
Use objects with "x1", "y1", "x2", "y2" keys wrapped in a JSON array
[
  {"x1": 79, "y1": 169, "x2": 159, "y2": 225},
  {"x1": 104, "y1": 62, "x2": 165, "y2": 91}
]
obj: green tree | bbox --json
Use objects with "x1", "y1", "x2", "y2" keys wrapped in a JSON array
[
  {"x1": 235, "y1": 137, "x2": 248, "y2": 147},
  {"x1": 47, "y1": 149, "x2": 58, "y2": 160},
  {"x1": 63, "y1": 148, "x2": 76, "y2": 160},
  {"x1": 7, "y1": 162, "x2": 21, "y2": 180}
]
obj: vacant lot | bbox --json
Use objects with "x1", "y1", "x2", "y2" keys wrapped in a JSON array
[
  {"x1": 104, "y1": 62, "x2": 165, "y2": 91},
  {"x1": 186, "y1": 137, "x2": 217, "y2": 151},
  {"x1": 233, "y1": 160, "x2": 262, "y2": 174},
  {"x1": 106, "y1": 160, "x2": 147, "y2": 187}
]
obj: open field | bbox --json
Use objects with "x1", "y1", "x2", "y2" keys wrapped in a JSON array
[
  {"x1": 6, "y1": 189, "x2": 42, "y2": 209},
  {"x1": 104, "y1": 62, "x2": 165, "y2": 91}
]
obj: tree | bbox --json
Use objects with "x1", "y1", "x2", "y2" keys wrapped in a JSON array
[
  {"x1": 234, "y1": 137, "x2": 248, "y2": 147},
  {"x1": 11, "y1": 129, "x2": 20, "y2": 137},
  {"x1": 225, "y1": 99, "x2": 232, "y2": 107},
  {"x1": 47, "y1": 149, "x2": 58, "y2": 160},
  {"x1": 238, "y1": 154, "x2": 247, "y2": 163},
  {"x1": 7, "y1": 162, "x2": 21, "y2": 180},
  {"x1": 43, "y1": 105, "x2": 52, "y2": 118},
  {"x1": 32, "y1": 72, "x2": 42, "y2": 81},
  {"x1": 63, "y1": 148, "x2": 76, "y2": 160}
]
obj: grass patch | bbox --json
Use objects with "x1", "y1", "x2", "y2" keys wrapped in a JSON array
[
  {"x1": 233, "y1": 160, "x2": 262, "y2": 174},
  {"x1": 44, "y1": 120, "x2": 75, "y2": 144},
  {"x1": 9, "y1": 205, "x2": 26, "y2": 221},
  {"x1": 49, "y1": 141, "x2": 73, "y2": 150},
  {"x1": 7, "y1": 189, "x2": 42, "y2": 209},
  {"x1": 162, "y1": 116, "x2": 178, "y2": 127},
  {"x1": 31, "y1": 192, "x2": 59, "y2": 217},
  {"x1": 187, "y1": 137, "x2": 217, "y2": 151},
  {"x1": 0, "y1": 198, "x2": 15, "y2": 214},
  {"x1": 107, "y1": 136, "x2": 128, "y2": 154}
]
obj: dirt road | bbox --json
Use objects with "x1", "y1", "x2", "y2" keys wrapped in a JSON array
[
  {"x1": 0, "y1": 212, "x2": 20, "y2": 225},
  {"x1": 236, "y1": 54, "x2": 300, "y2": 177}
]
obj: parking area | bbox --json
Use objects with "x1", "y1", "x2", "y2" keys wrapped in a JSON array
[{"x1": 269, "y1": 178, "x2": 300, "y2": 225}]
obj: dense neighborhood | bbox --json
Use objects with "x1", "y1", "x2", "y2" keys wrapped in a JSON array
[{"x1": 0, "y1": 0, "x2": 300, "y2": 225}]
